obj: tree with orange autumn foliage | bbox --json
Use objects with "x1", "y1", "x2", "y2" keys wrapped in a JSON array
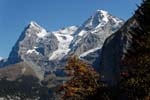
[{"x1": 58, "y1": 55, "x2": 100, "y2": 100}]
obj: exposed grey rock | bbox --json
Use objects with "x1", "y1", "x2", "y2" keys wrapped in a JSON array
[
  {"x1": 70, "y1": 10, "x2": 124, "y2": 56},
  {"x1": 80, "y1": 48, "x2": 102, "y2": 71},
  {"x1": 5, "y1": 22, "x2": 59, "y2": 78},
  {"x1": 1, "y1": 10, "x2": 124, "y2": 78},
  {"x1": 100, "y1": 17, "x2": 138, "y2": 85}
]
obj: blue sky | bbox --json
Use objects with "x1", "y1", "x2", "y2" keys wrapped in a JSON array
[{"x1": 0, "y1": 0, "x2": 141, "y2": 58}]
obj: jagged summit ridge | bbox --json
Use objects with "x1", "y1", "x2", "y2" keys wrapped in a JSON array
[
  {"x1": 69, "y1": 9, "x2": 124, "y2": 57},
  {"x1": 1, "y1": 10, "x2": 124, "y2": 77},
  {"x1": 26, "y1": 21, "x2": 49, "y2": 38},
  {"x1": 95, "y1": 10, "x2": 110, "y2": 22},
  {"x1": 29, "y1": 21, "x2": 39, "y2": 27},
  {"x1": 80, "y1": 9, "x2": 124, "y2": 32}
]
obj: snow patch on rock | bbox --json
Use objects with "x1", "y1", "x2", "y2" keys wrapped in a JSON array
[
  {"x1": 0, "y1": 57, "x2": 3, "y2": 61},
  {"x1": 26, "y1": 49, "x2": 39, "y2": 55},
  {"x1": 80, "y1": 47, "x2": 101, "y2": 58},
  {"x1": 49, "y1": 26, "x2": 78, "y2": 60}
]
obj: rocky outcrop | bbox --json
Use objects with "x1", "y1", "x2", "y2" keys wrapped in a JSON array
[{"x1": 100, "y1": 17, "x2": 138, "y2": 85}]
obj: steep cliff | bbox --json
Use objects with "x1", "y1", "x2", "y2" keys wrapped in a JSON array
[{"x1": 100, "y1": 0, "x2": 150, "y2": 86}]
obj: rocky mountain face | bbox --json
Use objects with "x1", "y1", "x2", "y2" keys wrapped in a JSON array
[
  {"x1": 0, "y1": 10, "x2": 124, "y2": 79},
  {"x1": 0, "y1": 0, "x2": 149, "y2": 98},
  {"x1": 98, "y1": 1, "x2": 150, "y2": 99},
  {"x1": 70, "y1": 10, "x2": 124, "y2": 55},
  {"x1": 0, "y1": 10, "x2": 124, "y2": 100},
  {"x1": 100, "y1": 15, "x2": 138, "y2": 85},
  {"x1": 7, "y1": 22, "x2": 59, "y2": 77},
  {"x1": 68, "y1": 10, "x2": 124, "y2": 70}
]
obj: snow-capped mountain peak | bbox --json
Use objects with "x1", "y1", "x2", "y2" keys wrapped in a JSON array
[
  {"x1": 3, "y1": 10, "x2": 124, "y2": 77},
  {"x1": 65, "y1": 10, "x2": 124, "y2": 70},
  {"x1": 96, "y1": 10, "x2": 109, "y2": 22},
  {"x1": 0, "y1": 57, "x2": 3, "y2": 61},
  {"x1": 29, "y1": 21, "x2": 39, "y2": 27},
  {"x1": 97, "y1": 9, "x2": 108, "y2": 14},
  {"x1": 70, "y1": 9, "x2": 124, "y2": 55},
  {"x1": 74, "y1": 9, "x2": 124, "y2": 37},
  {"x1": 26, "y1": 21, "x2": 48, "y2": 38},
  {"x1": 93, "y1": 9, "x2": 124, "y2": 26}
]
